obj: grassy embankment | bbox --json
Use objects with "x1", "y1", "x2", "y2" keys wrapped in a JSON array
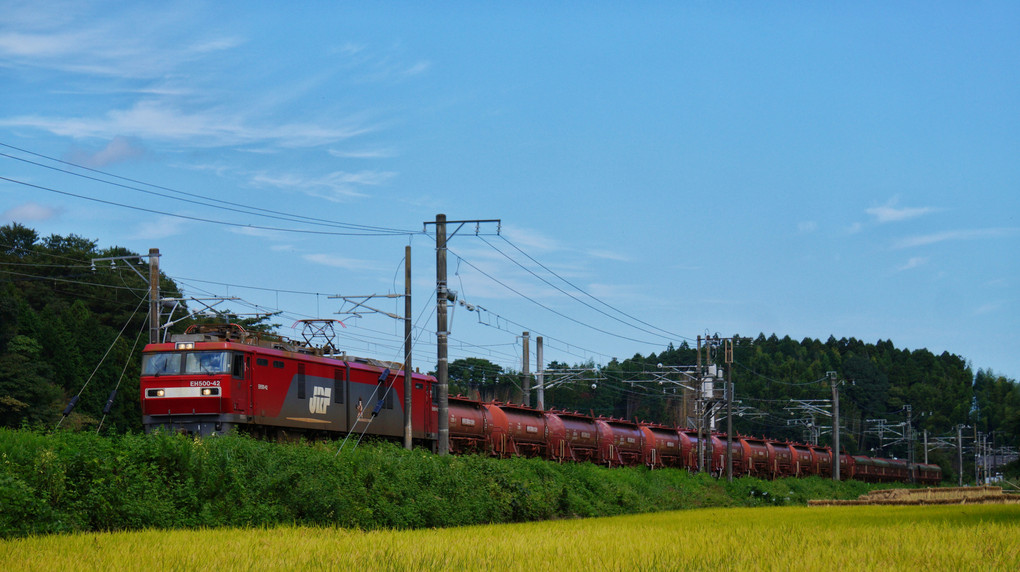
[{"x1": 3, "y1": 428, "x2": 893, "y2": 538}]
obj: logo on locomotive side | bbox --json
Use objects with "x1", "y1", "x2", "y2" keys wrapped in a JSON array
[{"x1": 309, "y1": 386, "x2": 331, "y2": 415}]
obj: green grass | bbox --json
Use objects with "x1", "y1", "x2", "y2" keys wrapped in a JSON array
[
  {"x1": 0, "y1": 428, "x2": 911, "y2": 538},
  {"x1": 2, "y1": 505, "x2": 1017, "y2": 571}
]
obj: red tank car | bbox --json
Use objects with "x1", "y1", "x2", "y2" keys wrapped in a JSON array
[
  {"x1": 596, "y1": 418, "x2": 645, "y2": 467},
  {"x1": 714, "y1": 434, "x2": 747, "y2": 476},
  {"x1": 640, "y1": 423, "x2": 684, "y2": 469},
  {"x1": 915, "y1": 462, "x2": 942, "y2": 486},
  {"x1": 770, "y1": 440, "x2": 796, "y2": 477},
  {"x1": 485, "y1": 402, "x2": 548, "y2": 458},
  {"x1": 679, "y1": 429, "x2": 709, "y2": 472},
  {"x1": 707, "y1": 433, "x2": 726, "y2": 476},
  {"x1": 789, "y1": 443, "x2": 815, "y2": 477},
  {"x1": 739, "y1": 437, "x2": 776, "y2": 478},
  {"x1": 545, "y1": 410, "x2": 600, "y2": 463},
  {"x1": 140, "y1": 324, "x2": 435, "y2": 440},
  {"x1": 447, "y1": 396, "x2": 489, "y2": 455},
  {"x1": 809, "y1": 445, "x2": 833, "y2": 478}
]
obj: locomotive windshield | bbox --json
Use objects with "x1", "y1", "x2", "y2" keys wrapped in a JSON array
[{"x1": 143, "y1": 351, "x2": 232, "y2": 376}]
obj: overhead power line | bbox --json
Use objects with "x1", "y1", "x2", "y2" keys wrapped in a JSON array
[
  {"x1": 0, "y1": 141, "x2": 416, "y2": 236},
  {"x1": 447, "y1": 245, "x2": 663, "y2": 347},
  {"x1": 492, "y1": 234, "x2": 691, "y2": 342},
  {"x1": 0, "y1": 175, "x2": 415, "y2": 237}
]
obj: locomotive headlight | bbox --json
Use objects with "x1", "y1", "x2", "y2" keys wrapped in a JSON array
[
  {"x1": 147, "y1": 389, "x2": 165, "y2": 397},
  {"x1": 175, "y1": 342, "x2": 195, "y2": 350},
  {"x1": 202, "y1": 388, "x2": 212, "y2": 396}
]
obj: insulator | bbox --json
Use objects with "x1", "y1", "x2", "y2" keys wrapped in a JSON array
[
  {"x1": 102, "y1": 389, "x2": 118, "y2": 415},
  {"x1": 62, "y1": 395, "x2": 80, "y2": 416}
]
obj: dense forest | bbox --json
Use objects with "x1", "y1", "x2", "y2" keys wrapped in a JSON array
[{"x1": 1, "y1": 223, "x2": 1017, "y2": 482}]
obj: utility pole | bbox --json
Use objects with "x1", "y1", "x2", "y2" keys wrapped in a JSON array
[
  {"x1": 536, "y1": 336, "x2": 545, "y2": 410},
  {"x1": 829, "y1": 371, "x2": 841, "y2": 481},
  {"x1": 974, "y1": 425, "x2": 979, "y2": 485},
  {"x1": 725, "y1": 339, "x2": 733, "y2": 483},
  {"x1": 522, "y1": 331, "x2": 531, "y2": 407},
  {"x1": 924, "y1": 429, "x2": 929, "y2": 464},
  {"x1": 906, "y1": 404, "x2": 914, "y2": 483},
  {"x1": 424, "y1": 214, "x2": 500, "y2": 456},
  {"x1": 403, "y1": 245, "x2": 413, "y2": 450},
  {"x1": 696, "y1": 335, "x2": 704, "y2": 472},
  {"x1": 957, "y1": 424, "x2": 964, "y2": 486},
  {"x1": 435, "y1": 214, "x2": 450, "y2": 456},
  {"x1": 148, "y1": 248, "x2": 160, "y2": 344}
]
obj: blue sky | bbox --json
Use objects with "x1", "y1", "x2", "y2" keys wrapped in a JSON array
[{"x1": 1, "y1": 1, "x2": 1018, "y2": 382}]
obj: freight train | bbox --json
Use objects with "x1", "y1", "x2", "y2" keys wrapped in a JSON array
[{"x1": 140, "y1": 324, "x2": 941, "y2": 485}]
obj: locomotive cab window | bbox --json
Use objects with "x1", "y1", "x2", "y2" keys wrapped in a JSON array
[
  {"x1": 231, "y1": 353, "x2": 245, "y2": 379},
  {"x1": 143, "y1": 352, "x2": 182, "y2": 376},
  {"x1": 143, "y1": 351, "x2": 232, "y2": 375},
  {"x1": 185, "y1": 351, "x2": 230, "y2": 374}
]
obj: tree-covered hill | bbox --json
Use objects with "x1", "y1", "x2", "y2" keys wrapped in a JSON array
[{"x1": 0, "y1": 223, "x2": 183, "y2": 431}]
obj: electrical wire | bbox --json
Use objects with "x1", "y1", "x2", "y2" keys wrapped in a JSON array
[
  {"x1": 447, "y1": 245, "x2": 662, "y2": 346},
  {"x1": 486, "y1": 234, "x2": 690, "y2": 342},
  {"x1": 0, "y1": 175, "x2": 416, "y2": 237},
  {"x1": 0, "y1": 141, "x2": 417, "y2": 235}
]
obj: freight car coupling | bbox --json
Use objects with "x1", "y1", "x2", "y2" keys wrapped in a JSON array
[{"x1": 140, "y1": 325, "x2": 941, "y2": 485}]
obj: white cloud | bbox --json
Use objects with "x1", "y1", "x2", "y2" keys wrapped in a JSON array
[
  {"x1": 129, "y1": 216, "x2": 188, "y2": 240},
  {"x1": 893, "y1": 228, "x2": 1020, "y2": 249},
  {"x1": 897, "y1": 257, "x2": 929, "y2": 271},
  {"x1": 1, "y1": 202, "x2": 61, "y2": 222},
  {"x1": 329, "y1": 147, "x2": 397, "y2": 159},
  {"x1": 65, "y1": 135, "x2": 146, "y2": 167},
  {"x1": 303, "y1": 253, "x2": 379, "y2": 271},
  {"x1": 0, "y1": 100, "x2": 373, "y2": 148},
  {"x1": 586, "y1": 249, "x2": 630, "y2": 262},
  {"x1": 798, "y1": 221, "x2": 818, "y2": 234},
  {"x1": 866, "y1": 197, "x2": 939, "y2": 223},
  {"x1": 250, "y1": 169, "x2": 394, "y2": 201},
  {"x1": 500, "y1": 225, "x2": 562, "y2": 253}
]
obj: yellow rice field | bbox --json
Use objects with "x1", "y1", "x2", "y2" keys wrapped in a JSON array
[{"x1": 3, "y1": 504, "x2": 1018, "y2": 571}]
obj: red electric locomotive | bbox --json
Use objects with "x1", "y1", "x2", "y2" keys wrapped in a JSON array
[{"x1": 140, "y1": 324, "x2": 435, "y2": 440}]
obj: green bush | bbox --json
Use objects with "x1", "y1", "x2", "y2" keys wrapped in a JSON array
[{"x1": 0, "y1": 429, "x2": 907, "y2": 538}]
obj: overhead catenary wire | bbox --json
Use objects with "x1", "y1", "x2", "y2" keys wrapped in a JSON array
[
  {"x1": 0, "y1": 175, "x2": 417, "y2": 237},
  {"x1": 486, "y1": 234, "x2": 690, "y2": 343},
  {"x1": 446, "y1": 245, "x2": 663, "y2": 347},
  {"x1": 0, "y1": 142, "x2": 417, "y2": 236}
]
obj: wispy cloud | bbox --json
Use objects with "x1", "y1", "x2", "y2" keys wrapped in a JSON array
[
  {"x1": 500, "y1": 225, "x2": 562, "y2": 253},
  {"x1": 893, "y1": 228, "x2": 1020, "y2": 249},
  {"x1": 129, "y1": 215, "x2": 188, "y2": 240},
  {"x1": 586, "y1": 249, "x2": 630, "y2": 262},
  {"x1": 303, "y1": 253, "x2": 381, "y2": 271},
  {"x1": 866, "y1": 197, "x2": 940, "y2": 223},
  {"x1": 1, "y1": 202, "x2": 61, "y2": 222},
  {"x1": 329, "y1": 147, "x2": 397, "y2": 159},
  {"x1": 897, "y1": 256, "x2": 929, "y2": 271},
  {"x1": 798, "y1": 221, "x2": 818, "y2": 234},
  {"x1": 0, "y1": 100, "x2": 373, "y2": 148},
  {"x1": 65, "y1": 135, "x2": 146, "y2": 167},
  {"x1": 974, "y1": 301, "x2": 1005, "y2": 316},
  {"x1": 250, "y1": 170, "x2": 394, "y2": 202}
]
